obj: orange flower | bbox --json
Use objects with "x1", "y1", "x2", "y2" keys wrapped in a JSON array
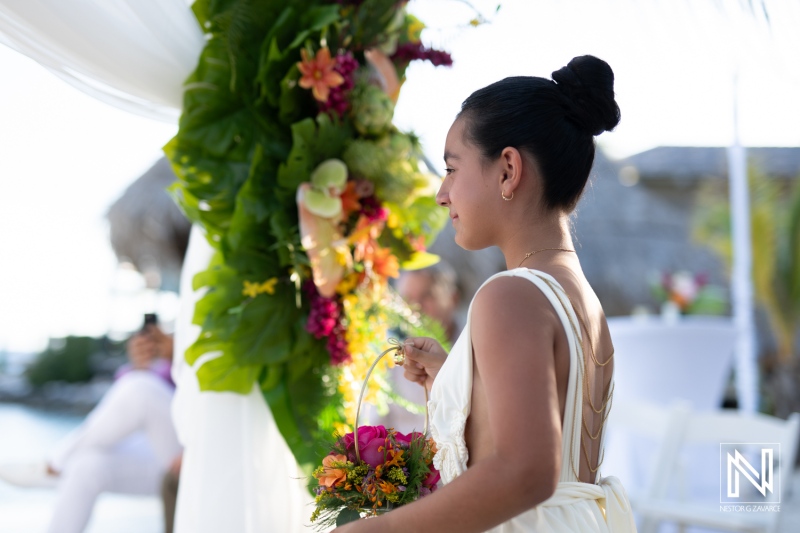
[
  {"x1": 378, "y1": 480, "x2": 397, "y2": 494},
  {"x1": 317, "y1": 454, "x2": 348, "y2": 488},
  {"x1": 429, "y1": 438, "x2": 438, "y2": 454},
  {"x1": 297, "y1": 47, "x2": 344, "y2": 102},
  {"x1": 408, "y1": 234, "x2": 427, "y2": 252},
  {"x1": 371, "y1": 246, "x2": 400, "y2": 280},
  {"x1": 340, "y1": 181, "x2": 361, "y2": 219},
  {"x1": 384, "y1": 449, "x2": 405, "y2": 468},
  {"x1": 349, "y1": 216, "x2": 381, "y2": 260}
]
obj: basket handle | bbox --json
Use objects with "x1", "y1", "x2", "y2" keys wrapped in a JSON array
[{"x1": 353, "y1": 338, "x2": 430, "y2": 463}]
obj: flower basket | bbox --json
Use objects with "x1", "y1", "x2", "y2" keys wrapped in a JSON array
[{"x1": 310, "y1": 339, "x2": 439, "y2": 529}]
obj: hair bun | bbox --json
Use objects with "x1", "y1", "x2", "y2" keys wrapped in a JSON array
[{"x1": 551, "y1": 55, "x2": 620, "y2": 136}]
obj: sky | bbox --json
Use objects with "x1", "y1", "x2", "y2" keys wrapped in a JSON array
[{"x1": 0, "y1": 0, "x2": 798, "y2": 353}]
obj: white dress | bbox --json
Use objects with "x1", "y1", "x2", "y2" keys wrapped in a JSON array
[{"x1": 428, "y1": 268, "x2": 637, "y2": 532}]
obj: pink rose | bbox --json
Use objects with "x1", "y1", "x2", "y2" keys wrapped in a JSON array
[
  {"x1": 394, "y1": 431, "x2": 425, "y2": 447},
  {"x1": 394, "y1": 431, "x2": 412, "y2": 446},
  {"x1": 340, "y1": 432, "x2": 355, "y2": 450},
  {"x1": 340, "y1": 425, "x2": 388, "y2": 465},
  {"x1": 423, "y1": 468, "x2": 441, "y2": 492},
  {"x1": 360, "y1": 435, "x2": 388, "y2": 467}
]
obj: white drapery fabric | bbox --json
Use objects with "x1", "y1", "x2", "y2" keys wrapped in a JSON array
[
  {"x1": 0, "y1": 0, "x2": 204, "y2": 122},
  {"x1": 0, "y1": 2, "x2": 312, "y2": 531},
  {"x1": 172, "y1": 226, "x2": 313, "y2": 532}
]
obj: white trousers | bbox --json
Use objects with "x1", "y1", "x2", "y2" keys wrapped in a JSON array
[{"x1": 47, "y1": 371, "x2": 182, "y2": 533}]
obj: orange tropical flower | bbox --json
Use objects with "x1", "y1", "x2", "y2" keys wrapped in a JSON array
[
  {"x1": 317, "y1": 454, "x2": 348, "y2": 488},
  {"x1": 297, "y1": 184, "x2": 351, "y2": 297},
  {"x1": 365, "y1": 49, "x2": 401, "y2": 103},
  {"x1": 371, "y1": 246, "x2": 400, "y2": 280},
  {"x1": 408, "y1": 234, "x2": 426, "y2": 252},
  {"x1": 378, "y1": 480, "x2": 397, "y2": 494},
  {"x1": 385, "y1": 449, "x2": 405, "y2": 468},
  {"x1": 349, "y1": 216, "x2": 380, "y2": 257},
  {"x1": 340, "y1": 181, "x2": 361, "y2": 218},
  {"x1": 297, "y1": 47, "x2": 344, "y2": 102}
]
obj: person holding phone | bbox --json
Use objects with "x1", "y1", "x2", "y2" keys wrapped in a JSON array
[
  {"x1": 0, "y1": 315, "x2": 183, "y2": 533},
  {"x1": 113, "y1": 314, "x2": 175, "y2": 387}
]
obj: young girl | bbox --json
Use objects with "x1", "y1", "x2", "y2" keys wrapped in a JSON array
[{"x1": 336, "y1": 55, "x2": 636, "y2": 532}]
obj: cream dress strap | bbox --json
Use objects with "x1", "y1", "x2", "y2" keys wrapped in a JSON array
[{"x1": 427, "y1": 268, "x2": 637, "y2": 532}]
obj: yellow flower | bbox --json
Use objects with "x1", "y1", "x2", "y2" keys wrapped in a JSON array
[
  {"x1": 242, "y1": 278, "x2": 278, "y2": 298},
  {"x1": 336, "y1": 273, "x2": 361, "y2": 296},
  {"x1": 407, "y1": 18, "x2": 425, "y2": 41},
  {"x1": 260, "y1": 278, "x2": 278, "y2": 294},
  {"x1": 243, "y1": 281, "x2": 260, "y2": 298},
  {"x1": 335, "y1": 289, "x2": 391, "y2": 424}
]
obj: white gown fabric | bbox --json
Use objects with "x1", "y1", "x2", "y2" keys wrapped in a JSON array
[{"x1": 428, "y1": 268, "x2": 637, "y2": 532}]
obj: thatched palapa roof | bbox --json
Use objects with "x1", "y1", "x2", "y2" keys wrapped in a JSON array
[
  {"x1": 620, "y1": 147, "x2": 800, "y2": 182},
  {"x1": 106, "y1": 157, "x2": 190, "y2": 292}
]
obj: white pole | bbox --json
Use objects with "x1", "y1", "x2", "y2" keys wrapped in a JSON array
[{"x1": 728, "y1": 72, "x2": 758, "y2": 413}]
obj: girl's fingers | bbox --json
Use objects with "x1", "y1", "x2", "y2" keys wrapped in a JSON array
[
  {"x1": 403, "y1": 364, "x2": 426, "y2": 377},
  {"x1": 403, "y1": 368, "x2": 426, "y2": 383},
  {"x1": 402, "y1": 343, "x2": 436, "y2": 367}
]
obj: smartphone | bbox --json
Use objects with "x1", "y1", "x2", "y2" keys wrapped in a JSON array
[{"x1": 142, "y1": 313, "x2": 158, "y2": 332}]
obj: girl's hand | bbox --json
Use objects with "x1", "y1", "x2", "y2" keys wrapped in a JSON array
[{"x1": 401, "y1": 337, "x2": 448, "y2": 392}]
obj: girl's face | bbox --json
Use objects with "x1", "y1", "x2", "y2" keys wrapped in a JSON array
[{"x1": 437, "y1": 118, "x2": 502, "y2": 251}]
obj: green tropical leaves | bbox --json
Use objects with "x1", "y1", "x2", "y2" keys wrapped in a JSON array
[{"x1": 167, "y1": 0, "x2": 449, "y2": 478}]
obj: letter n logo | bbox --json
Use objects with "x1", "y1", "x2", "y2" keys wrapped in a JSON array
[{"x1": 727, "y1": 449, "x2": 773, "y2": 497}]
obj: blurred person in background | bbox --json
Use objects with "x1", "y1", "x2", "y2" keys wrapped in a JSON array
[
  {"x1": 0, "y1": 321, "x2": 182, "y2": 533},
  {"x1": 398, "y1": 261, "x2": 461, "y2": 344}
]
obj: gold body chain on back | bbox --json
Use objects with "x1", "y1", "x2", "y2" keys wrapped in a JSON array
[{"x1": 540, "y1": 277, "x2": 613, "y2": 478}]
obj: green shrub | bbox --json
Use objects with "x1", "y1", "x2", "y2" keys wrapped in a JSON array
[{"x1": 26, "y1": 336, "x2": 117, "y2": 387}]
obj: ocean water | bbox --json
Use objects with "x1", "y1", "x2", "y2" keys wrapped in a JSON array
[{"x1": 0, "y1": 403, "x2": 162, "y2": 533}]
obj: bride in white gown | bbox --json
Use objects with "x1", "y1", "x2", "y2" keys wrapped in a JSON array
[{"x1": 336, "y1": 55, "x2": 637, "y2": 532}]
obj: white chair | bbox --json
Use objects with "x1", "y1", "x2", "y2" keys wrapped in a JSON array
[
  {"x1": 633, "y1": 410, "x2": 800, "y2": 533},
  {"x1": 602, "y1": 401, "x2": 691, "y2": 532},
  {"x1": 608, "y1": 316, "x2": 737, "y2": 411}
]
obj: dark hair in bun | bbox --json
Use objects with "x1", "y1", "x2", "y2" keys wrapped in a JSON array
[{"x1": 458, "y1": 55, "x2": 620, "y2": 211}]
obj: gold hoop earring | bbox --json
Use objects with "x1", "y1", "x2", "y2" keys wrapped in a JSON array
[{"x1": 502, "y1": 191, "x2": 514, "y2": 201}]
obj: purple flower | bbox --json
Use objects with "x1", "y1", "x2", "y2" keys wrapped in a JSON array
[
  {"x1": 319, "y1": 52, "x2": 359, "y2": 118},
  {"x1": 359, "y1": 196, "x2": 387, "y2": 222},
  {"x1": 304, "y1": 282, "x2": 350, "y2": 364},
  {"x1": 391, "y1": 42, "x2": 453, "y2": 67}
]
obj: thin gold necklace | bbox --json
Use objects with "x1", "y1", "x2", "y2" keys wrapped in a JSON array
[{"x1": 517, "y1": 248, "x2": 575, "y2": 268}]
